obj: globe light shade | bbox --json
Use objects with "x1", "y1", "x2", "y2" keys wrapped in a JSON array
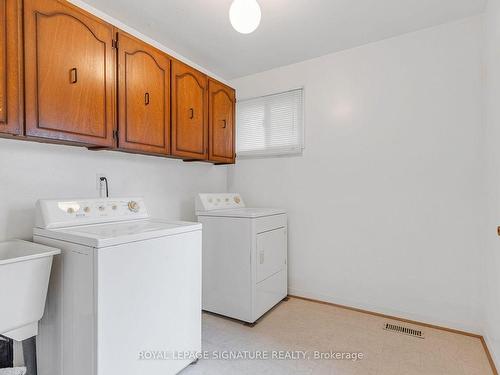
[{"x1": 229, "y1": 0, "x2": 262, "y2": 34}]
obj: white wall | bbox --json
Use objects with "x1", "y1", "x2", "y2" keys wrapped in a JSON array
[
  {"x1": 229, "y1": 17, "x2": 485, "y2": 332},
  {"x1": 0, "y1": 138, "x2": 226, "y2": 240},
  {"x1": 483, "y1": 0, "x2": 500, "y2": 365}
]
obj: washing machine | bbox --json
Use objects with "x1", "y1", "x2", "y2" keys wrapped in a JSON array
[
  {"x1": 33, "y1": 197, "x2": 202, "y2": 375},
  {"x1": 196, "y1": 193, "x2": 287, "y2": 324}
]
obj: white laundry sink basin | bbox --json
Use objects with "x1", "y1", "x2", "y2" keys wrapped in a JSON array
[{"x1": 0, "y1": 240, "x2": 60, "y2": 341}]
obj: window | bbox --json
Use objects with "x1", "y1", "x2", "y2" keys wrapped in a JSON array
[{"x1": 236, "y1": 88, "x2": 304, "y2": 157}]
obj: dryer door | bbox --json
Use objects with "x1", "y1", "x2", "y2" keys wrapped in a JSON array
[{"x1": 256, "y1": 227, "x2": 286, "y2": 283}]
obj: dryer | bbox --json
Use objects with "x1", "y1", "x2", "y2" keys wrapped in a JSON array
[{"x1": 196, "y1": 193, "x2": 287, "y2": 324}]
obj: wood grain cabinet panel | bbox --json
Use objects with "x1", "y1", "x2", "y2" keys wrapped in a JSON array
[
  {"x1": 208, "y1": 79, "x2": 235, "y2": 164},
  {"x1": 24, "y1": 0, "x2": 115, "y2": 146},
  {"x1": 171, "y1": 61, "x2": 208, "y2": 159},
  {"x1": 117, "y1": 32, "x2": 170, "y2": 155},
  {"x1": 0, "y1": 0, "x2": 22, "y2": 135}
]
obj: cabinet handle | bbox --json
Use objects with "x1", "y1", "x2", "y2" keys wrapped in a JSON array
[
  {"x1": 144, "y1": 92, "x2": 150, "y2": 106},
  {"x1": 69, "y1": 67, "x2": 78, "y2": 84},
  {"x1": 222, "y1": 119, "x2": 227, "y2": 128},
  {"x1": 189, "y1": 108, "x2": 194, "y2": 119}
]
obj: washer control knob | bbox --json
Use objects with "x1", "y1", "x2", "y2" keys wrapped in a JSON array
[
  {"x1": 234, "y1": 196, "x2": 241, "y2": 204},
  {"x1": 128, "y1": 201, "x2": 140, "y2": 213},
  {"x1": 84, "y1": 207, "x2": 91, "y2": 213},
  {"x1": 67, "y1": 207, "x2": 75, "y2": 214}
]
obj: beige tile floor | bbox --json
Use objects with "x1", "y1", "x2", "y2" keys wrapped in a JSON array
[{"x1": 181, "y1": 297, "x2": 495, "y2": 375}]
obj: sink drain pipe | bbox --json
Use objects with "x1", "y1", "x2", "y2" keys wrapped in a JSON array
[
  {"x1": 21, "y1": 338, "x2": 36, "y2": 375},
  {"x1": 0, "y1": 336, "x2": 13, "y2": 368}
]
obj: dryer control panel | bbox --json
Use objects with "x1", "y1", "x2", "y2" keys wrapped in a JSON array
[
  {"x1": 35, "y1": 197, "x2": 149, "y2": 229},
  {"x1": 195, "y1": 193, "x2": 245, "y2": 212}
]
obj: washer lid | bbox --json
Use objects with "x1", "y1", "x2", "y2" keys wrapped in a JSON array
[
  {"x1": 196, "y1": 207, "x2": 286, "y2": 218},
  {"x1": 33, "y1": 219, "x2": 201, "y2": 248}
]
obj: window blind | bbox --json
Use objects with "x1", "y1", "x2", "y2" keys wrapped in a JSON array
[{"x1": 236, "y1": 88, "x2": 304, "y2": 157}]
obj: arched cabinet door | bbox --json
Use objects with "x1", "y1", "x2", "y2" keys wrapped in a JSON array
[
  {"x1": 0, "y1": 0, "x2": 22, "y2": 136},
  {"x1": 208, "y1": 79, "x2": 235, "y2": 164},
  {"x1": 117, "y1": 32, "x2": 170, "y2": 155},
  {"x1": 171, "y1": 61, "x2": 208, "y2": 159},
  {"x1": 24, "y1": 0, "x2": 115, "y2": 146}
]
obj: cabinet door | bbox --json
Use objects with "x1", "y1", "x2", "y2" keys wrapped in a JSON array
[
  {"x1": 208, "y1": 79, "x2": 235, "y2": 164},
  {"x1": 24, "y1": 0, "x2": 115, "y2": 146},
  {"x1": 117, "y1": 32, "x2": 170, "y2": 155},
  {"x1": 0, "y1": 0, "x2": 22, "y2": 135},
  {"x1": 171, "y1": 61, "x2": 208, "y2": 159}
]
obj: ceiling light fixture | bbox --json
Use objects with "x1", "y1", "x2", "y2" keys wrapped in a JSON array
[{"x1": 229, "y1": 0, "x2": 261, "y2": 34}]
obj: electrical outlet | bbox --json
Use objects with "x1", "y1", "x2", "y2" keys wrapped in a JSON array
[{"x1": 96, "y1": 173, "x2": 107, "y2": 192}]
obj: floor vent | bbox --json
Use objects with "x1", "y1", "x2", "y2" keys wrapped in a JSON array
[{"x1": 384, "y1": 323, "x2": 424, "y2": 339}]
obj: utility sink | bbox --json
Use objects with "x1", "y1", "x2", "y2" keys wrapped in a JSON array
[{"x1": 0, "y1": 240, "x2": 60, "y2": 341}]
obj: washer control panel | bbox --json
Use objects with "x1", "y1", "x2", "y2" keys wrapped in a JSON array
[
  {"x1": 195, "y1": 193, "x2": 245, "y2": 212},
  {"x1": 35, "y1": 197, "x2": 148, "y2": 229}
]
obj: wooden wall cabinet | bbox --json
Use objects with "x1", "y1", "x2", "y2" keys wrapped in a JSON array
[
  {"x1": 0, "y1": 0, "x2": 23, "y2": 135},
  {"x1": 2, "y1": 0, "x2": 235, "y2": 164},
  {"x1": 117, "y1": 32, "x2": 171, "y2": 155},
  {"x1": 23, "y1": 0, "x2": 116, "y2": 147},
  {"x1": 208, "y1": 79, "x2": 235, "y2": 164},
  {"x1": 171, "y1": 61, "x2": 208, "y2": 160}
]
